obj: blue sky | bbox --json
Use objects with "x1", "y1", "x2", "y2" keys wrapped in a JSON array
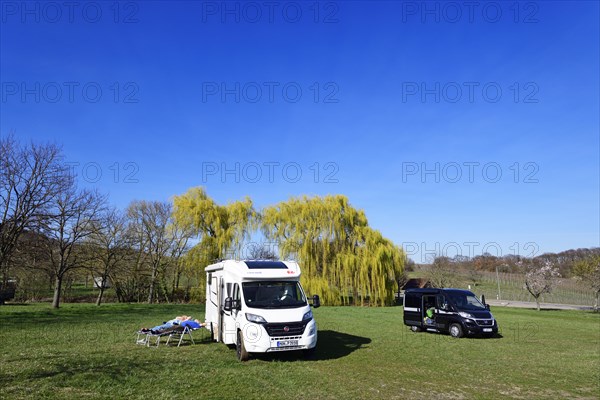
[{"x1": 1, "y1": 1, "x2": 598, "y2": 262}]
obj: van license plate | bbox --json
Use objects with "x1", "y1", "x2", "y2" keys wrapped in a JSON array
[
  {"x1": 483, "y1": 328, "x2": 492, "y2": 333},
  {"x1": 277, "y1": 340, "x2": 298, "y2": 347}
]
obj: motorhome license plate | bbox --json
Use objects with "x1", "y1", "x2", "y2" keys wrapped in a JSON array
[
  {"x1": 483, "y1": 328, "x2": 492, "y2": 333},
  {"x1": 277, "y1": 340, "x2": 298, "y2": 347}
]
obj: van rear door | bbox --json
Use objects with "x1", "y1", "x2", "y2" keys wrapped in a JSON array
[{"x1": 403, "y1": 292, "x2": 422, "y2": 327}]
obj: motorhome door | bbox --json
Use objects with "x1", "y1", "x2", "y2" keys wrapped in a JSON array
[
  {"x1": 221, "y1": 282, "x2": 240, "y2": 344},
  {"x1": 208, "y1": 274, "x2": 222, "y2": 342}
]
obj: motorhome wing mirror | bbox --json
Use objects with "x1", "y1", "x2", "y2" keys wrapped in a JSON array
[
  {"x1": 223, "y1": 297, "x2": 233, "y2": 312},
  {"x1": 312, "y1": 295, "x2": 321, "y2": 308},
  {"x1": 485, "y1": 304, "x2": 490, "y2": 310}
]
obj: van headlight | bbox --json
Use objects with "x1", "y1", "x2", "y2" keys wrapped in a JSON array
[
  {"x1": 459, "y1": 312, "x2": 474, "y2": 319},
  {"x1": 246, "y1": 313, "x2": 267, "y2": 324},
  {"x1": 303, "y1": 310, "x2": 313, "y2": 321}
]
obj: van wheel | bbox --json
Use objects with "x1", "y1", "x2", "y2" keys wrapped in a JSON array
[
  {"x1": 236, "y1": 330, "x2": 249, "y2": 362},
  {"x1": 449, "y1": 323, "x2": 464, "y2": 338},
  {"x1": 411, "y1": 326, "x2": 422, "y2": 333}
]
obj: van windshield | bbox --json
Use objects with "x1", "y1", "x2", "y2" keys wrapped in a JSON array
[
  {"x1": 447, "y1": 292, "x2": 487, "y2": 311},
  {"x1": 242, "y1": 281, "x2": 307, "y2": 309}
]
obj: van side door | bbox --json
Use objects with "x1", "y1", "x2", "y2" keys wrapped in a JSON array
[{"x1": 435, "y1": 294, "x2": 451, "y2": 331}]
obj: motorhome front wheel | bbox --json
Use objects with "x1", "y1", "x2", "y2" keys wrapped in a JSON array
[{"x1": 237, "y1": 330, "x2": 249, "y2": 362}]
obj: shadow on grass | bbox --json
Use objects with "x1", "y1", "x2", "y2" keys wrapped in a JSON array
[
  {"x1": 252, "y1": 330, "x2": 371, "y2": 362},
  {"x1": 465, "y1": 333, "x2": 504, "y2": 340}
]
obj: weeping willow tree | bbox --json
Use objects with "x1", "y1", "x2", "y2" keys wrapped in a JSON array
[
  {"x1": 261, "y1": 195, "x2": 404, "y2": 306},
  {"x1": 172, "y1": 187, "x2": 256, "y2": 297}
]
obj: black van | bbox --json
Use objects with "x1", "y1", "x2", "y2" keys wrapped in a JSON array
[{"x1": 403, "y1": 288, "x2": 498, "y2": 338}]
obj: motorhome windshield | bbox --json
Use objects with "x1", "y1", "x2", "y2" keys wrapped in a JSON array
[
  {"x1": 242, "y1": 281, "x2": 307, "y2": 309},
  {"x1": 447, "y1": 292, "x2": 487, "y2": 311}
]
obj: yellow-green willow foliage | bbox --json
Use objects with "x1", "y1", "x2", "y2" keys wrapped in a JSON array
[
  {"x1": 172, "y1": 187, "x2": 257, "y2": 290},
  {"x1": 261, "y1": 195, "x2": 404, "y2": 306}
]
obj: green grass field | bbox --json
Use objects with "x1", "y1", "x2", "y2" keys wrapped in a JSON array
[{"x1": 1, "y1": 303, "x2": 598, "y2": 399}]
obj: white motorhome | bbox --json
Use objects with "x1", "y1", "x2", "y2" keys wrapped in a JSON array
[{"x1": 205, "y1": 259, "x2": 320, "y2": 361}]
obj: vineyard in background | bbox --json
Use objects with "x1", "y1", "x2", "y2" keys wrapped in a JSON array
[{"x1": 429, "y1": 269, "x2": 597, "y2": 306}]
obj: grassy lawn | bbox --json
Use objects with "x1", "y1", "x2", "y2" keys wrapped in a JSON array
[{"x1": 0, "y1": 303, "x2": 598, "y2": 399}]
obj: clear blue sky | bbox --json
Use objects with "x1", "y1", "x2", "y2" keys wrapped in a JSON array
[{"x1": 1, "y1": 1, "x2": 598, "y2": 262}]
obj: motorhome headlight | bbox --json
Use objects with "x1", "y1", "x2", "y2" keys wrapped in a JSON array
[
  {"x1": 246, "y1": 313, "x2": 267, "y2": 324},
  {"x1": 459, "y1": 311, "x2": 474, "y2": 319},
  {"x1": 489, "y1": 312, "x2": 494, "y2": 320},
  {"x1": 302, "y1": 310, "x2": 313, "y2": 321}
]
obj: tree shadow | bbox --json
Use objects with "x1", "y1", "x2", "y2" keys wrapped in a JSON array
[
  {"x1": 252, "y1": 330, "x2": 371, "y2": 362},
  {"x1": 5, "y1": 354, "x2": 154, "y2": 385}
]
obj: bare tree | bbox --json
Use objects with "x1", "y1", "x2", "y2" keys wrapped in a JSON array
[
  {"x1": 109, "y1": 208, "x2": 152, "y2": 303},
  {"x1": 0, "y1": 134, "x2": 68, "y2": 289},
  {"x1": 523, "y1": 258, "x2": 561, "y2": 311},
  {"x1": 168, "y1": 220, "x2": 194, "y2": 300},
  {"x1": 427, "y1": 256, "x2": 456, "y2": 288},
  {"x1": 404, "y1": 258, "x2": 416, "y2": 272},
  {"x1": 86, "y1": 208, "x2": 130, "y2": 305},
  {"x1": 38, "y1": 186, "x2": 106, "y2": 308},
  {"x1": 127, "y1": 200, "x2": 174, "y2": 303},
  {"x1": 247, "y1": 243, "x2": 278, "y2": 260}
]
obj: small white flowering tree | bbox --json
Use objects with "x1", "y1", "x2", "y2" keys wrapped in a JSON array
[{"x1": 523, "y1": 259, "x2": 561, "y2": 311}]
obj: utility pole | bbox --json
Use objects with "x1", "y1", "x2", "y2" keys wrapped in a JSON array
[{"x1": 496, "y1": 265, "x2": 502, "y2": 300}]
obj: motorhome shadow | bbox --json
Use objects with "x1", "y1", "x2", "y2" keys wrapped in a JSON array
[
  {"x1": 205, "y1": 260, "x2": 320, "y2": 361},
  {"x1": 403, "y1": 288, "x2": 499, "y2": 338}
]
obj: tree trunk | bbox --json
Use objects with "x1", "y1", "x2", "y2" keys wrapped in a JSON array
[
  {"x1": 96, "y1": 275, "x2": 107, "y2": 306},
  {"x1": 161, "y1": 279, "x2": 171, "y2": 303},
  {"x1": 96, "y1": 287, "x2": 105, "y2": 306},
  {"x1": 52, "y1": 275, "x2": 63, "y2": 308},
  {"x1": 534, "y1": 296, "x2": 541, "y2": 311},
  {"x1": 147, "y1": 269, "x2": 157, "y2": 304}
]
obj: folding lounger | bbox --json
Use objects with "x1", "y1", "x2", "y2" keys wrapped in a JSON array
[
  {"x1": 166, "y1": 325, "x2": 196, "y2": 347},
  {"x1": 135, "y1": 325, "x2": 197, "y2": 348}
]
